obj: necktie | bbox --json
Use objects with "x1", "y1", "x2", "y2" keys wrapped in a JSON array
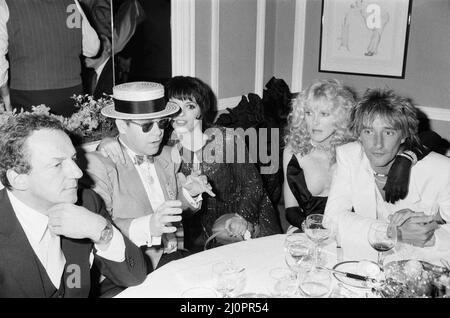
[
  {"x1": 134, "y1": 154, "x2": 155, "y2": 165},
  {"x1": 86, "y1": 69, "x2": 97, "y2": 95}
]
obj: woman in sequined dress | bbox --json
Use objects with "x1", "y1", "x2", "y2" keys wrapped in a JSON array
[{"x1": 166, "y1": 76, "x2": 281, "y2": 251}]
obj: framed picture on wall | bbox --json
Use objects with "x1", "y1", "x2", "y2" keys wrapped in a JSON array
[{"x1": 319, "y1": 0, "x2": 412, "y2": 78}]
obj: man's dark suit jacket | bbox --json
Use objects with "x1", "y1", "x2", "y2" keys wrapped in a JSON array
[
  {"x1": 93, "y1": 58, "x2": 114, "y2": 100},
  {"x1": 0, "y1": 188, "x2": 147, "y2": 298},
  {"x1": 83, "y1": 58, "x2": 114, "y2": 100}
]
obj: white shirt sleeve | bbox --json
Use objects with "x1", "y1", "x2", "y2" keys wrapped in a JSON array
[
  {"x1": 433, "y1": 172, "x2": 450, "y2": 250},
  {"x1": 129, "y1": 214, "x2": 162, "y2": 247},
  {"x1": 74, "y1": 0, "x2": 100, "y2": 57},
  {"x1": 0, "y1": 0, "x2": 9, "y2": 87},
  {"x1": 94, "y1": 226, "x2": 126, "y2": 262}
]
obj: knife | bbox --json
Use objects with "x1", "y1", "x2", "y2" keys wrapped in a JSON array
[{"x1": 318, "y1": 266, "x2": 378, "y2": 283}]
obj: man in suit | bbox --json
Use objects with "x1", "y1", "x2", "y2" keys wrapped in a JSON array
[
  {"x1": 0, "y1": 113, "x2": 147, "y2": 297},
  {"x1": 81, "y1": 82, "x2": 214, "y2": 269},
  {"x1": 324, "y1": 89, "x2": 450, "y2": 261},
  {"x1": 84, "y1": 35, "x2": 115, "y2": 99},
  {"x1": 83, "y1": 0, "x2": 145, "y2": 99},
  {"x1": 0, "y1": 0, "x2": 100, "y2": 116}
]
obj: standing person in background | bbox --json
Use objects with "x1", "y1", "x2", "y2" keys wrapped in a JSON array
[
  {"x1": 119, "y1": 0, "x2": 171, "y2": 85},
  {"x1": 83, "y1": 0, "x2": 145, "y2": 99},
  {"x1": 0, "y1": 0, "x2": 100, "y2": 116},
  {"x1": 79, "y1": 0, "x2": 112, "y2": 39}
]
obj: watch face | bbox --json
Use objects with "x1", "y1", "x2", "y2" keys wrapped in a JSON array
[{"x1": 100, "y1": 223, "x2": 113, "y2": 243}]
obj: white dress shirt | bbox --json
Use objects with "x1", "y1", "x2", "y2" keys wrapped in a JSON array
[
  {"x1": 120, "y1": 139, "x2": 201, "y2": 248},
  {"x1": 0, "y1": 0, "x2": 100, "y2": 87},
  {"x1": 8, "y1": 191, "x2": 126, "y2": 289},
  {"x1": 95, "y1": 56, "x2": 110, "y2": 82},
  {"x1": 121, "y1": 141, "x2": 166, "y2": 247}
]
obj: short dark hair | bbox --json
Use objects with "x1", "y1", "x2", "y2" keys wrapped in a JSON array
[
  {"x1": 165, "y1": 76, "x2": 217, "y2": 129},
  {"x1": 0, "y1": 113, "x2": 65, "y2": 190},
  {"x1": 350, "y1": 88, "x2": 422, "y2": 150}
]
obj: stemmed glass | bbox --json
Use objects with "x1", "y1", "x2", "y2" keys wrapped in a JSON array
[
  {"x1": 367, "y1": 222, "x2": 397, "y2": 270},
  {"x1": 284, "y1": 232, "x2": 313, "y2": 273},
  {"x1": 304, "y1": 214, "x2": 332, "y2": 266},
  {"x1": 213, "y1": 261, "x2": 246, "y2": 298}
]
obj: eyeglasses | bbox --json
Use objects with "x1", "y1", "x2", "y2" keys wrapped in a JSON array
[{"x1": 129, "y1": 118, "x2": 171, "y2": 133}]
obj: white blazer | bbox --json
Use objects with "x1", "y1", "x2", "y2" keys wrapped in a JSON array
[{"x1": 325, "y1": 142, "x2": 450, "y2": 263}]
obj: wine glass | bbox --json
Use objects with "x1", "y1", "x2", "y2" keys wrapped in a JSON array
[
  {"x1": 304, "y1": 214, "x2": 332, "y2": 266},
  {"x1": 299, "y1": 267, "x2": 333, "y2": 298},
  {"x1": 213, "y1": 261, "x2": 246, "y2": 298},
  {"x1": 367, "y1": 222, "x2": 397, "y2": 270},
  {"x1": 284, "y1": 232, "x2": 313, "y2": 273}
]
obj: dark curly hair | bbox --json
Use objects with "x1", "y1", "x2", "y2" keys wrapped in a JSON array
[
  {"x1": 165, "y1": 76, "x2": 217, "y2": 130},
  {"x1": 0, "y1": 113, "x2": 65, "y2": 190}
]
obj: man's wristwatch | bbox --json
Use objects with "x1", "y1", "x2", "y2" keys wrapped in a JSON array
[{"x1": 97, "y1": 221, "x2": 114, "y2": 245}]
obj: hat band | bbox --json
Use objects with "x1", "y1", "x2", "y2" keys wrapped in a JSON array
[{"x1": 114, "y1": 97, "x2": 165, "y2": 114}]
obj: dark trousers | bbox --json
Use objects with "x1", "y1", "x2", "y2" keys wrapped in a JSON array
[{"x1": 10, "y1": 84, "x2": 83, "y2": 117}]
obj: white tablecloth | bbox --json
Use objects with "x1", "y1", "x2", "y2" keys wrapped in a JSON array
[
  {"x1": 116, "y1": 234, "x2": 358, "y2": 298},
  {"x1": 116, "y1": 233, "x2": 450, "y2": 298}
]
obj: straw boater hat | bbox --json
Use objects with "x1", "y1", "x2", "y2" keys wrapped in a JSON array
[{"x1": 101, "y1": 81, "x2": 179, "y2": 120}]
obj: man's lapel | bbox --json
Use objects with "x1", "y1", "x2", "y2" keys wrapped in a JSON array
[
  {"x1": 154, "y1": 149, "x2": 177, "y2": 200},
  {"x1": 95, "y1": 58, "x2": 113, "y2": 97},
  {"x1": 394, "y1": 172, "x2": 422, "y2": 211},
  {"x1": 0, "y1": 190, "x2": 47, "y2": 297},
  {"x1": 354, "y1": 151, "x2": 377, "y2": 219}
]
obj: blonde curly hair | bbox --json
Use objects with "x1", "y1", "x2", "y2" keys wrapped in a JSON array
[{"x1": 284, "y1": 79, "x2": 356, "y2": 162}]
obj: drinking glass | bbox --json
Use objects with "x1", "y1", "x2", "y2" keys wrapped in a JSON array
[
  {"x1": 299, "y1": 267, "x2": 332, "y2": 298},
  {"x1": 284, "y1": 232, "x2": 313, "y2": 273},
  {"x1": 367, "y1": 222, "x2": 397, "y2": 270},
  {"x1": 304, "y1": 214, "x2": 332, "y2": 266},
  {"x1": 269, "y1": 267, "x2": 299, "y2": 297},
  {"x1": 213, "y1": 261, "x2": 246, "y2": 298}
]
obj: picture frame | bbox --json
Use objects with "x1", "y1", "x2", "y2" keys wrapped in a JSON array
[{"x1": 319, "y1": 0, "x2": 412, "y2": 78}]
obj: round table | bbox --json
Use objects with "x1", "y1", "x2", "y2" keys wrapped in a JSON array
[{"x1": 116, "y1": 234, "x2": 371, "y2": 298}]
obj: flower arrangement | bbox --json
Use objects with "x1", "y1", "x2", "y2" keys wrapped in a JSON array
[{"x1": 0, "y1": 95, "x2": 117, "y2": 145}]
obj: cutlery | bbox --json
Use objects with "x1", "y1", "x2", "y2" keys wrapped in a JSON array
[{"x1": 318, "y1": 266, "x2": 378, "y2": 283}]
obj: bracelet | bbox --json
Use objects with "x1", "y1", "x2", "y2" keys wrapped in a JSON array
[
  {"x1": 403, "y1": 150, "x2": 418, "y2": 165},
  {"x1": 398, "y1": 151, "x2": 418, "y2": 166}
]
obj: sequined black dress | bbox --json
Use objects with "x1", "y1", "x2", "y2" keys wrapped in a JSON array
[
  {"x1": 178, "y1": 127, "x2": 282, "y2": 251},
  {"x1": 285, "y1": 155, "x2": 328, "y2": 229}
]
